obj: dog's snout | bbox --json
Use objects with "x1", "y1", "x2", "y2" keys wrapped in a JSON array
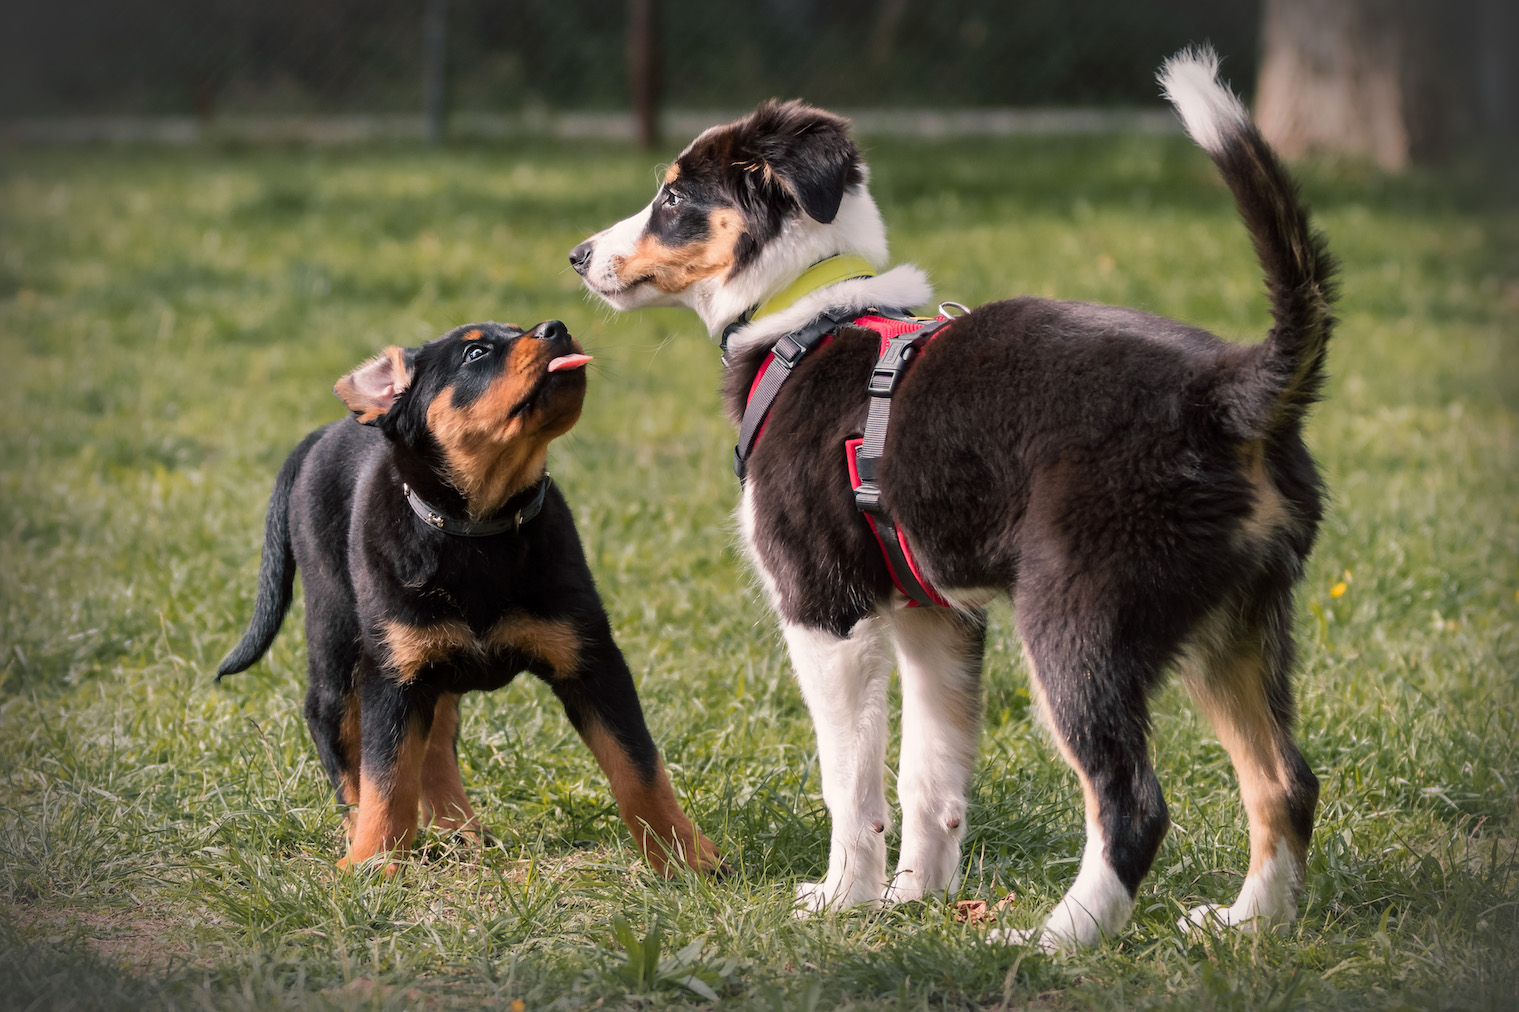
[
  {"x1": 568, "y1": 242, "x2": 593, "y2": 276},
  {"x1": 533, "y1": 320, "x2": 569, "y2": 343}
]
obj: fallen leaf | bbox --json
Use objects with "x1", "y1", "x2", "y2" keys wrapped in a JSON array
[{"x1": 955, "y1": 900, "x2": 991, "y2": 923}]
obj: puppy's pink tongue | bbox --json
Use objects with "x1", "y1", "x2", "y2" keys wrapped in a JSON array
[{"x1": 547, "y1": 353, "x2": 592, "y2": 373}]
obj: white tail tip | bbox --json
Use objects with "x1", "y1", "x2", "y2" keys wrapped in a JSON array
[{"x1": 1158, "y1": 46, "x2": 1250, "y2": 156}]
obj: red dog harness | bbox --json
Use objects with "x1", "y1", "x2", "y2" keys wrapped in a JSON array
[{"x1": 731, "y1": 311, "x2": 953, "y2": 608}]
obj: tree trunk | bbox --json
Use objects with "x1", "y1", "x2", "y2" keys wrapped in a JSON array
[
  {"x1": 628, "y1": 0, "x2": 660, "y2": 150},
  {"x1": 1255, "y1": 0, "x2": 1448, "y2": 170},
  {"x1": 422, "y1": 0, "x2": 449, "y2": 145}
]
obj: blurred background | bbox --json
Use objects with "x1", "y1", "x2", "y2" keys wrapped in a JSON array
[
  {"x1": 1, "y1": 3, "x2": 1516, "y2": 1007},
  {"x1": 4, "y1": 0, "x2": 1515, "y2": 169}
]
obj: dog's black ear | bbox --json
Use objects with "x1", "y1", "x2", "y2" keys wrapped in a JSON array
[
  {"x1": 749, "y1": 100, "x2": 861, "y2": 224},
  {"x1": 334, "y1": 346, "x2": 413, "y2": 425}
]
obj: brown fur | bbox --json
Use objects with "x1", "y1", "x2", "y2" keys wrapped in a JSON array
[
  {"x1": 382, "y1": 618, "x2": 476, "y2": 684},
  {"x1": 420, "y1": 693, "x2": 480, "y2": 837},
  {"x1": 613, "y1": 209, "x2": 744, "y2": 293},
  {"x1": 583, "y1": 722, "x2": 723, "y2": 875},
  {"x1": 342, "y1": 717, "x2": 429, "y2": 869},
  {"x1": 486, "y1": 613, "x2": 582, "y2": 676}
]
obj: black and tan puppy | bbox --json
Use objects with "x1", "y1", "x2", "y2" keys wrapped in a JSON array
[{"x1": 218, "y1": 320, "x2": 721, "y2": 875}]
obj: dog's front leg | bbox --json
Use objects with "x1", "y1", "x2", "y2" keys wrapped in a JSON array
[
  {"x1": 784, "y1": 618, "x2": 893, "y2": 915},
  {"x1": 546, "y1": 615, "x2": 725, "y2": 877},
  {"x1": 341, "y1": 666, "x2": 432, "y2": 872}
]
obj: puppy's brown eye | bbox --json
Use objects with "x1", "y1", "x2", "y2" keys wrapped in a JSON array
[
  {"x1": 464, "y1": 345, "x2": 489, "y2": 364},
  {"x1": 663, "y1": 189, "x2": 681, "y2": 207}
]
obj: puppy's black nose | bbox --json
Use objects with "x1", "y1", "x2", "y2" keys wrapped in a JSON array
[
  {"x1": 568, "y1": 242, "x2": 593, "y2": 276},
  {"x1": 533, "y1": 320, "x2": 569, "y2": 343}
]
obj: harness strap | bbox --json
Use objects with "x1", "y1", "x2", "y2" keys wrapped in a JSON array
[
  {"x1": 850, "y1": 317, "x2": 953, "y2": 607},
  {"x1": 727, "y1": 306, "x2": 955, "y2": 608},
  {"x1": 732, "y1": 310, "x2": 848, "y2": 479}
]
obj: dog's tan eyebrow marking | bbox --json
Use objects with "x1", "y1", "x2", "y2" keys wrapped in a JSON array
[
  {"x1": 485, "y1": 613, "x2": 581, "y2": 676},
  {"x1": 663, "y1": 163, "x2": 680, "y2": 185},
  {"x1": 382, "y1": 618, "x2": 475, "y2": 683},
  {"x1": 461, "y1": 328, "x2": 484, "y2": 341}
]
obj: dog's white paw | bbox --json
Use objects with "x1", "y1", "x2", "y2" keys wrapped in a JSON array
[
  {"x1": 1178, "y1": 902, "x2": 1291, "y2": 937},
  {"x1": 793, "y1": 881, "x2": 830, "y2": 918},
  {"x1": 986, "y1": 926, "x2": 1059, "y2": 952},
  {"x1": 793, "y1": 880, "x2": 881, "y2": 919}
]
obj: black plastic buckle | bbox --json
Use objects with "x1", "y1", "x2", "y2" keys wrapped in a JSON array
[
  {"x1": 771, "y1": 333, "x2": 807, "y2": 368},
  {"x1": 732, "y1": 445, "x2": 746, "y2": 480},
  {"x1": 867, "y1": 365, "x2": 901, "y2": 397},
  {"x1": 854, "y1": 482, "x2": 881, "y2": 513}
]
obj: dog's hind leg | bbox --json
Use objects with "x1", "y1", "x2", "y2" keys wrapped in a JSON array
[
  {"x1": 885, "y1": 606, "x2": 986, "y2": 903},
  {"x1": 784, "y1": 616, "x2": 894, "y2": 914},
  {"x1": 420, "y1": 692, "x2": 482, "y2": 841},
  {"x1": 995, "y1": 591, "x2": 1169, "y2": 950},
  {"x1": 1176, "y1": 601, "x2": 1318, "y2": 934},
  {"x1": 302, "y1": 604, "x2": 363, "y2": 841}
]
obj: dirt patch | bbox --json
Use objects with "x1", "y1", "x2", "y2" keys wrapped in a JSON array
[{"x1": 7, "y1": 902, "x2": 199, "y2": 975}]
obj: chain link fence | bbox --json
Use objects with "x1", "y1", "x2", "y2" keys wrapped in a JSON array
[{"x1": 3, "y1": 0, "x2": 1261, "y2": 133}]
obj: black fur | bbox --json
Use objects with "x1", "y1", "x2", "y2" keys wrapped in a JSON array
[
  {"x1": 666, "y1": 100, "x2": 865, "y2": 274},
  {"x1": 218, "y1": 321, "x2": 721, "y2": 873}
]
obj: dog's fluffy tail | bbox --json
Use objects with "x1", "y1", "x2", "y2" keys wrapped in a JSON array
[
  {"x1": 1160, "y1": 47, "x2": 1339, "y2": 437},
  {"x1": 216, "y1": 431, "x2": 320, "y2": 679}
]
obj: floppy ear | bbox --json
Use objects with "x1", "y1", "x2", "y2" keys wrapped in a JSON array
[
  {"x1": 334, "y1": 346, "x2": 413, "y2": 424},
  {"x1": 755, "y1": 101, "x2": 861, "y2": 224}
]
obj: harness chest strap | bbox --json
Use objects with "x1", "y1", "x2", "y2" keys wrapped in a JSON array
[
  {"x1": 732, "y1": 310, "x2": 847, "y2": 480},
  {"x1": 731, "y1": 310, "x2": 953, "y2": 608},
  {"x1": 848, "y1": 316, "x2": 954, "y2": 608}
]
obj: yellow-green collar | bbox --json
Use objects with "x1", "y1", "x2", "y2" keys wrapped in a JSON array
[{"x1": 750, "y1": 254, "x2": 878, "y2": 323}]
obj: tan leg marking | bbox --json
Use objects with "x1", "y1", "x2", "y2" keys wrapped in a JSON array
[
  {"x1": 1236, "y1": 439, "x2": 1291, "y2": 547},
  {"x1": 1179, "y1": 627, "x2": 1305, "y2": 875},
  {"x1": 1025, "y1": 649, "x2": 1100, "y2": 834},
  {"x1": 582, "y1": 721, "x2": 723, "y2": 876},
  {"x1": 341, "y1": 718, "x2": 428, "y2": 872},
  {"x1": 419, "y1": 693, "x2": 481, "y2": 840},
  {"x1": 338, "y1": 691, "x2": 363, "y2": 842},
  {"x1": 381, "y1": 618, "x2": 474, "y2": 684},
  {"x1": 485, "y1": 613, "x2": 581, "y2": 677}
]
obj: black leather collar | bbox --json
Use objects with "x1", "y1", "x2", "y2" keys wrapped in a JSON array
[{"x1": 402, "y1": 475, "x2": 550, "y2": 537}]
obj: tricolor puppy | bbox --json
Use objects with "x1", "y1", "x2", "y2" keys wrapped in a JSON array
[
  {"x1": 218, "y1": 320, "x2": 722, "y2": 876},
  {"x1": 571, "y1": 49, "x2": 1335, "y2": 949}
]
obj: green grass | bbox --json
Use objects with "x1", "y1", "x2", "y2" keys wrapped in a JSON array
[{"x1": 1, "y1": 133, "x2": 1515, "y2": 1009}]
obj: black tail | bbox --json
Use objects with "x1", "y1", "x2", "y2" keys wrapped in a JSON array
[
  {"x1": 1159, "y1": 47, "x2": 1339, "y2": 438},
  {"x1": 216, "y1": 432, "x2": 321, "y2": 678}
]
